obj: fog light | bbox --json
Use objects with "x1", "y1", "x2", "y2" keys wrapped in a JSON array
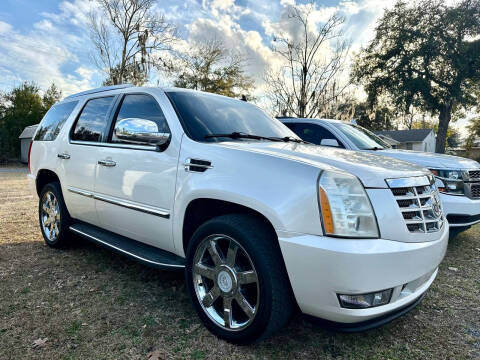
[{"x1": 338, "y1": 289, "x2": 393, "y2": 309}]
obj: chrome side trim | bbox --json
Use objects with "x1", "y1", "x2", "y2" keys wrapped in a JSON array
[
  {"x1": 94, "y1": 193, "x2": 170, "y2": 218},
  {"x1": 67, "y1": 187, "x2": 170, "y2": 218},
  {"x1": 69, "y1": 226, "x2": 184, "y2": 269},
  {"x1": 70, "y1": 140, "x2": 158, "y2": 152},
  {"x1": 68, "y1": 187, "x2": 94, "y2": 198}
]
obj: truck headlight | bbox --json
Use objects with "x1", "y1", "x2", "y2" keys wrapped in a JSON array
[
  {"x1": 318, "y1": 170, "x2": 379, "y2": 238},
  {"x1": 429, "y1": 169, "x2": 464, "y2": 195}
]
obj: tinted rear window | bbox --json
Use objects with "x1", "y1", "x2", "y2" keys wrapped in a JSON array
[
  {"x1": 71, "y1": 96, "x2": 115, "y2": 142},
  {"x1": 34, "y1": 101, "x2": 78, "y2": 141}
]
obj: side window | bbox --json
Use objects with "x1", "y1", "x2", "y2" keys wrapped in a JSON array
[
  {"x1": 294, "y1": 123, "x2": 344, "y2": 147},
  {"x1": 34, "y1": 101, "x2": 78, "y2": 141},
  {"x1": 111, "y1": 94, "x2": 170, "y2": 143},
  {"x1": 283, "y1": 123, "x2": 297, "y2": 132},
  {"x1": 71, "y1": 96, "x2": 115, "y2": 142}
]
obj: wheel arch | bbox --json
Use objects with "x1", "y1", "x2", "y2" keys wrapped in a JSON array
[
  {"x1": 36, "y1": 169, "x2": 61, "y2": 196},
  {"x1": 182, "y1": 198, "x2": 278, "y2": 256}
]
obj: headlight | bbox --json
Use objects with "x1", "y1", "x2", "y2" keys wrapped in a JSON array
[
  {"x1": 429, "y1": 169, "x2": 464, "y2": 195},
  {"x1": 318, "y1": 170, "x2": 379, "y2": 238}
]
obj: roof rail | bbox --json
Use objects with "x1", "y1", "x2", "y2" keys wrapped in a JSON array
[{"x1": 64, "y1": 84, "x2": 134, "y2": 100}]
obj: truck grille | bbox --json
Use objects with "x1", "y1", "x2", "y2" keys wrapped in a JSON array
[
  {"x1": 468, "y1": 170, "x2": 480, "y2": 180},
  {"x1": 471, "y1": 184, "x2": 480, "y2": 199},
  {"x1": 386, "y1": 176, "x2": 444, "y2": 233}
]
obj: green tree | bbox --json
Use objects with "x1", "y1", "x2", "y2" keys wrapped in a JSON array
[
  {"x1": 465, "y1": 116, "x2": 480, "y2": 149},
  {"x1": 352, "y1": 0, "x2": 480, "y2": 153},
  {"x1": 170, "y1": 39, "x2": 253, "y2": 98},
  {"x1": 0, "y1": 82, "x2": 44, "y2": 159},
  {"x1": 353, "y1": 102, "x2": 397, "y2": 131},
  {"x1": 42, "y1": 83, "x2": 62, "y2": 111}
]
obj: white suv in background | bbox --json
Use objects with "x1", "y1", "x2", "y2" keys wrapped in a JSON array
[
  {"x1": 280, "y1": 118, "x2": 480, "y2": 236},
  {"x1": 28, "y1": 85, "x2": 447, "y2": 343}
]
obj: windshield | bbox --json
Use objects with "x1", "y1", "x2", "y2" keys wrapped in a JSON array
[
  {"x1": 166, "y1": 91, "x2": 297, "y2": 142},
  {"x1": 333, "y1": 123, "x2": 391, "y2": 150}
]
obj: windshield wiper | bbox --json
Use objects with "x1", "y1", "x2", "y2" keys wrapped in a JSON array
[
  {"x1": 205, "y1": 132, "x2": 283, "y2": 142},
  {"x1": 364, "y1": 146, "x2": 384, "y2": 151},
  {"x1": 273, "y1": 136, "x2": 310, "y2": 144}
]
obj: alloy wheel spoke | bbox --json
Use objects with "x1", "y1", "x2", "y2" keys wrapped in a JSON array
[
  {"x1": 225, "y1": 240, "x2": 238, "y2": 267},
  {"x1": 223, "y1": 297, "x2": 233, "y2": 329},
  {"x1": 207, "y1": 241, "x2": 223, "y2": 266},
  {"x1": 202, "y1": 286, "x2": 220, "y2": 308},
  {"x1": 235, "y1": 293, "x2": 255, "y2": 319},
  {"x1": 47, "y1": 193, "x2": 53, "y2": 208},
  {"x1": 237, "y1": 270, "x2": 257, "y2": 285},
  {"x1": 194, "y1": 263, "x2": 216, "y2": 280}
]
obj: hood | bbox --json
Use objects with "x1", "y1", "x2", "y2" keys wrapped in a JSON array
[
  {"x1": 219, "y1": 141, "x2": 429, "y2": 188},
  {"x1": 369, "y1": 149, "x2": 480, "y2": 170}
]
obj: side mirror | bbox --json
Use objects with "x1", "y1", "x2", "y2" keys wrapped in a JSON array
[
  {"x1": 320, "y1": 138, "x2": 340, "y2": 147},
  {"x1": 113, "y1": 118, "x2": 170, "y2": 146}
]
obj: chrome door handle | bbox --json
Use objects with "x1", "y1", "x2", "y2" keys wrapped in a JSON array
[
  {"x1": 57, "y1": 153, "x2": 70, "y2": 159},
  {"x1": 98, "y1": 159, "x2": 116, "y2": 167}
]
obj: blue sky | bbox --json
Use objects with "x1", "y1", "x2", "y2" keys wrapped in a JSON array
[{"x1": 0, "y1": 0, "x2": 391, "y2": 96}]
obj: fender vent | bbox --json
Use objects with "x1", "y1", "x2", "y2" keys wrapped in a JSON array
[{"x1": 184, "y1": 158, "x2": 213, "y2": 173}]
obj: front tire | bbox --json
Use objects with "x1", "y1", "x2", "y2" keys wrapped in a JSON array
[
  {"x1": 38, "y1": 182, "x2": 72, "y2": 248},
  {"x1": 185, "y1": 214, "x2": 294, "y2": 344}
]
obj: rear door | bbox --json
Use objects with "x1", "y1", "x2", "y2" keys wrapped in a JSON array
[
  {"x1": 94, "y1": 92, "x2": 179, "y2": 253},
  {"x1": 60, "y1": 96, "x2": 117, "y2": 226}
]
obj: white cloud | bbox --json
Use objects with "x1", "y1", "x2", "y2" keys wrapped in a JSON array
[
  {"x1": 41, "y1": 0, "x2": 98, "y2": 27},
  {"x1": 0, "y1": 18, "x2": 96, "y2": 96},
  {"x1": 0, "y1": 21, "x2": 12, "y2": 34}
]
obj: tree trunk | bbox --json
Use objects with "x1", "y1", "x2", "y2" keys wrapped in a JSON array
[{"x1": 435, "y1": 103, "x2": 452, "y2": 154}]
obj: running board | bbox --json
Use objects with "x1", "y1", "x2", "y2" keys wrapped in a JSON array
[{"x1": 69, "y1": 223, "x2": 185, "y2": 271}]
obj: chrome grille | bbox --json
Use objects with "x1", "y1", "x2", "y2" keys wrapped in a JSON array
[{"x1": 386, "y1": 176, "x2": 444, "y2": 233}]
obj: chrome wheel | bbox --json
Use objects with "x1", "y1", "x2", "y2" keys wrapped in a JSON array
[
  {"x1": 40, "y1": 191, "x2": 60, "y2": 241},
  {"x1": 192, "y1": 234, "x2": 259, "y2": 331}
]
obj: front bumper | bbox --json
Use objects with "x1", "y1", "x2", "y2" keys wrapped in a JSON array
[
  {"x1": 441, "y1": 193, "x2": 480, "y2": 227},
  {"x1": 277, "y1": 225, "x2": 448, "y2": 324}
]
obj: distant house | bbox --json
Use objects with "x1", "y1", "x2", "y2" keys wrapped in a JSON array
[
  {"x1": 19, "y1": 124, "x2": 38, "y2": 163},
  {"x1": 375, "y1": 129, "x2": 436, "y2": 152}
]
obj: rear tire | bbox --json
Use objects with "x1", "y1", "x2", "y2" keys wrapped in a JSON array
[
  {"x1": 38, "y1": 182, "x2": 72, "y2": 248},
  {"x1": 185, "y1": 214, "x2": 294, "y2": 344}
]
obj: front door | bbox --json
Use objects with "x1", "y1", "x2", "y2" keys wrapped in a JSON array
[{"x1": 94, "y1": 93, "x2": 178, "y2": 253}]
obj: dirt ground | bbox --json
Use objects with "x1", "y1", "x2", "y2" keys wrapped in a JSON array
[{"x1": 0, "y1": 169, "x2": 479, "y2": 359}]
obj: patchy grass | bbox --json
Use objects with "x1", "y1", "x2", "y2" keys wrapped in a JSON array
[{"x1": 0, "y1": 170, "x2": 479, "y2": 359}]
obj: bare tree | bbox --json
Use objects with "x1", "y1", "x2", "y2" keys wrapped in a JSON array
[
  {"x1": 168, "y1": 38, "x2": 254, "y2": 98},
  {"x1": 89, "y1": 0, "x2": 177, "y2": 86},
  {"x1": 265, "y1": 2, "x2": 349, "y2": 117}
]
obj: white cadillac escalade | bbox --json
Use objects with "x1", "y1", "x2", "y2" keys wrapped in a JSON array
[{"x1": 28, "y1": 85, "x2": 448, "y2": 343}]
